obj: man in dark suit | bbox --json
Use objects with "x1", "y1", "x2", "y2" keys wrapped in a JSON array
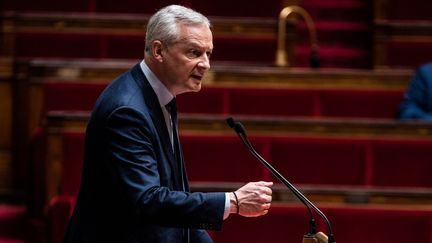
[
  {"x1": 63, "y1": 5, "x2": 273, "y2": 243},
  {"x1": 398, "y1": 63, "x2": 432, "y2": 120}
]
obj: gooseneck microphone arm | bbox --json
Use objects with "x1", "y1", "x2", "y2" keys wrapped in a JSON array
[{"x1": 226, "y1": 117, "x2": 334, "y2": 243}]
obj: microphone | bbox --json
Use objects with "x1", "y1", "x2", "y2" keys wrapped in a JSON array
[{"x1": 226, "y1": 117, "x2": 335, "y2": 243}]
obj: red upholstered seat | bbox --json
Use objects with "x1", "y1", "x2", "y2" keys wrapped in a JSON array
[
  {"x1": 28, "y1": 128, "x2": 48, "y2": 217},
  {"x1": 15, "y1": 32, "x2": 143, "y2": 59},
  {"x1": 178, "y1": 86, "x2": 320, "y2": 117},
  {"x1": 42, "y1": 82, "x2": 106, "y2": 113},
  {"x1": 320, "y1": 89, "x2": 403, "y2": 118},
  {"x1": 181, "y1": 135, "x2": 269, "y2": 183},
  {"x1": 41, "y1": 83, "x2": 405, "y2": 119},
  {"x1": 29, "y1": 131, "x2": 84, "y2": 218},
  {"x1": 386, "y1": 0, "x2": 432, "y2": 20},
  {"x1": 104, "y1": 36, "x2": 145, "y2": 59},
  {"x1": 15, "y1": 33, "x2": 103, "y2": 58},
  {"x1": 228, "y1": 88, "x2": 319, "y2": 117},
  {"x1": 190, "y1": 0, "x2": 281, "y2": 17},
  {"x1": 371, "y1": 139, "x2": 432, "y2": 188},
  {"x1": 295, "y1": 45, "x2": 371, "y2": 68},
  {"x1": 3, "y1": 0, "x2": 90, "y2": 12},
  {"x1": 270, "y1": 137, "x2": 367, "y2": 186},
  {"x1": 387, "y1": 40, "x2": 432, "y2": 69},
  {"x1": 211, "y1": 204, "x2": 311, "y2": 242},
  {"x1": 326, "y1": 206, "x2": 432, "y2": 243},
  {"x1": 94, "y1": 0, "x2": 180, "y2": 14},
  {"x1": 214, "y1": 204, "x2": 432, "y2": 243},
  {"x1": 47, "y1": 195, "x2": 76, "y2": 243},
  {"x1": 176, "y1": 87, "x2": 228, "y2": 114},
  {"x1": 210, "y1": 37, "x2": 276, "y2": 64}
]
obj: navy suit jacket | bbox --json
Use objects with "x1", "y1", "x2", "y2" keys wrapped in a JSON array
[
  {"x1": 398, "y1": 63, "x2": 432, "y2": 120},
  {"x1": 63, "y1": 63, "x2": 225, "y2": 243}
]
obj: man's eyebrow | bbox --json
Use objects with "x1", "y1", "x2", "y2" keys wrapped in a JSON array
[{"x1": 186, "y1": 41, "x2": 209, "y2": 49}]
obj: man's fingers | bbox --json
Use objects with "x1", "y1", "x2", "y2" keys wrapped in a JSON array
[{"x1": 255, "y1": 181, "x2": 274, "y2": 187}]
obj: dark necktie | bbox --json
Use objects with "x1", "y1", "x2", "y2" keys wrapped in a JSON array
[
  {"x1": 166, "y1": 98, "x2": 186, "y2": 191},
  {"x1": 166, "y1": 98, "x2": 190, "y2": 243}
]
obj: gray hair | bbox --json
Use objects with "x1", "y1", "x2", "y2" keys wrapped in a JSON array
[{"x1": 145, "y1": 5, "x2": 211, "y2": 53}]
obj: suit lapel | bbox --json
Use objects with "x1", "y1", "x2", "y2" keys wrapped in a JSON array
[{"x1": 130, "y1": 64, "x2": 183, "y2": 189}]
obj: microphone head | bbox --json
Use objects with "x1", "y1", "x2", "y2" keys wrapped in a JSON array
[
  {"x1": 226, "y1": 117, "x2": 246, "y2": 135},
  {"x1": 226, "y1": 117, "x2": 235, "y2": 128}
]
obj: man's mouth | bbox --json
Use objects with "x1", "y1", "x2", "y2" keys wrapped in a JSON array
[{"x1": 191, "y1": 74, "x2": 203, "y2": 81}]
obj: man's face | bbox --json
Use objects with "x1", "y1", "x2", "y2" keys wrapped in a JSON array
[{"x1": 161, "y1": 23, "x2": 213, "y2": 95}]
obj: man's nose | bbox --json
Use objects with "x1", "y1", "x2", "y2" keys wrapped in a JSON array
[{"x1": 198, "y1": 54, "x2": 211, "y2": 70}]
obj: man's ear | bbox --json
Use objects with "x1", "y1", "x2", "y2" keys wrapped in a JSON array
[{"x1": 152, "y1": 40, "x2": 164, "y2": 62}]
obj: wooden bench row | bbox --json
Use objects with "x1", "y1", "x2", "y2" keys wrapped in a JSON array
[
  {"x1": 1, "y1": 11, "x2": 281, "y2": 65},
  {"x1": 15, "y1": 58, "x2": 412, "y2": 87},
  {"x1": 42, "y1": 104, "x2": 432, "y2": 242},
  {"x1": 46, "y1": 111, "x2": 432, "y2": 139},
  {"x1": 11, "y1": 58, "x2": 413, "y2": 161},
  {"x1": 2, "y1": 6, "x2": 432, "y2": 68},
  {"x1": 17, "y1": 59, "x2": 411, "y2": 133},
  {"x1": 4, "y1": 0, "x2": 432, "y2": 21},
  {"x1": 2, "y1": 0, "x2": 287, "y2": 17},
  {"x1": 33, "y1": 112, "x2": 432, "y2": 213},
  {"x1": 37, "y1": 81, "x2": 405, "y2": 119}
]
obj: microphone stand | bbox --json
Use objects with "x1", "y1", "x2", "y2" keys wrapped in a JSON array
[{"x1": 226, "y1": 117, "x2": 335, "y2": 243}]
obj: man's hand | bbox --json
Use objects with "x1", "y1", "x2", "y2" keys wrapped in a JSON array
[{"x1": 230, "y1": 181, "x2": 273, "y2": 217}]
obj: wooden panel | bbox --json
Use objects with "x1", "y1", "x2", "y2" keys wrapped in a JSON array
[
  {"x1": 374, "y1": 19, "x2": 432, "y2": 68},
  {"x1": 0, "y1": 57, "x2": 13, "y2": 193},
  {"x1": 45, "y1": 112, "x2": 432, "y2": 140},
  {"x1": 0, "y1": 150, "x2": 12, "y2": 193},
  {"x1": 0, "y1": 81, "x2": 12, "y2": 148},
  {"x1": 18, "y1": 59, "x2": 412, "y2": 89},
  {"x1": 28, "y1": 83, "x2": 43, "y2": 134},
  {"x1": 375, "y1": 0, "x2": 432, "y2": 21}
]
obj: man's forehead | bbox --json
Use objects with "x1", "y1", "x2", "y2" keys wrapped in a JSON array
[{"x1": 175, "y1": 34, "x2": 213, "y2": 50}]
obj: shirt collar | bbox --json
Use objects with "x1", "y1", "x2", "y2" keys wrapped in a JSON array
[{"x1": 140, "y1": 60, "x2": 174, "y2": 107}]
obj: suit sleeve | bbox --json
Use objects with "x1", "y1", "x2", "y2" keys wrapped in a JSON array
[
  {"x1": 105, "y1": 106, "x2": 225, "y2": 230},
  {"x1": 191, "y1": 229, "x2": 214, "y2": 243},
  {"x1": 397, "y1": 65, "x2": 432, "y2": 120}
]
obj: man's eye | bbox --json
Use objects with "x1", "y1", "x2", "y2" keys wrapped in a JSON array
[
  {"x1": 188, "y1": 50, "x2": 201, "y2": 58},
  {"x1": 194, "y1": 51, "x2": 202, "y2": 57}
]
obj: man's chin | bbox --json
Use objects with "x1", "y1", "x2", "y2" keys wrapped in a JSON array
[
  {"x1": 191, "y1": 82, "x2": 202, "y2": 92},
  {"x1": 177, "y1": 84, "x2": 202, "y2": 95}
]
